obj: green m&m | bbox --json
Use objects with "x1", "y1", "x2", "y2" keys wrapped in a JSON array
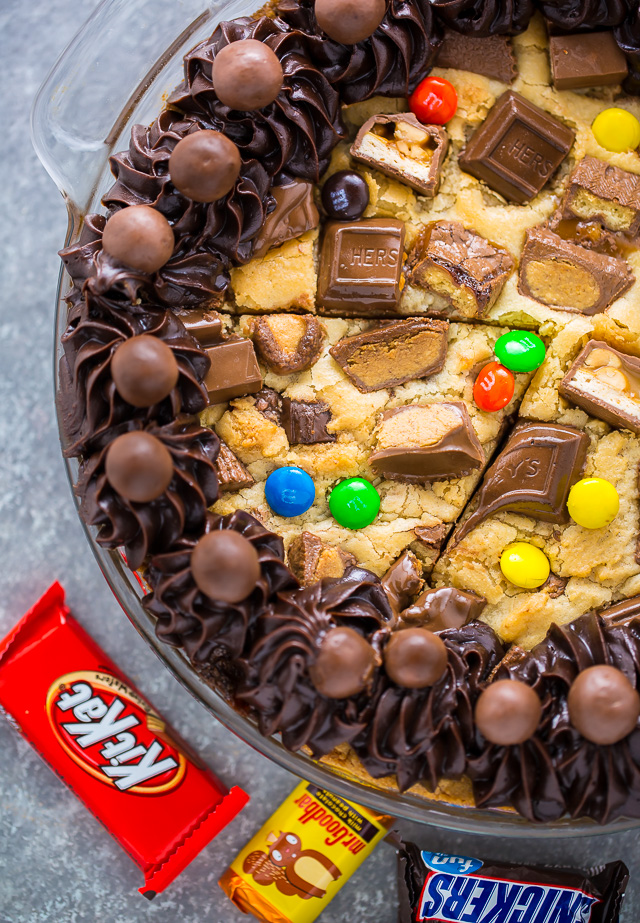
[
  {"x1": 329, "y1": 477, "x2": 380, "y2": 530},
  {"x1": 494, "y1": 331, "x2": 546, "y2": 373}
]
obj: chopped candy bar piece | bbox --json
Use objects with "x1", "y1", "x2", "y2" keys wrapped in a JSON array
[
  {"x1": 436, "y1": 30, "x2": 517, "y2": 83},
  {"x1": 252, "y1": 314, "x2": 325, "y2": 375},
  {"x1": 215, "y1": 440, "x2": 254, "y2": 492},
  {"x1": 288, "y1": 531, "x2": 356, "y2": 586},
  {"x1": 204, "y1": 339, "x2": 263, "y2": 404},
  {"x1": 558, "y1": 156, "x2": 640, "y2": 235},
  {"x1": 559, "y1": 340, "x2": 640, "y2": 434}
]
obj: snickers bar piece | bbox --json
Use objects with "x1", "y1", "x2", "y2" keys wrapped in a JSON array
[
  {"x1": 288, "y1": 531, "x2": 356, "y2": 586},
  {"x1": 204, "y1": 338, "x2": 262, "y2": 404},
  {"x1": 407, "y1": 221, "x2": 514, "y2": 319},
  {"x1": 459, "y1": 91, "x2": 575, "y2": 204},
  {"x1": 252, "y1": 179, "x2": 319, "y2": 258},
  {"x1": 369, "y1": 402, "x2": 484, "y2": 483},
  {"x1": 454, "y1": 422, "x2": 589, "y2": 544},
  {"x1": 559, "y1": 340, "x2": 640, "y2": 434},
  {"x1": 436, "y1": 30, "x2": 517, "y2": 84},
  {"x1": 317, "y1": 219, "x2": 405, "y2": 316},
  {"x1": 558, "y1": 157, "x2": 640, "y2": 236},
  {"x1": 350, "y1": 114, "x2": 448, "y2": 197},
  {"x1": 251, "y1": 314, "x2": 325, "y2": 375},
  {"x1": 215, "y1": 441, "x2": 254, "y2": 492},
  {"x1": 329, "y1": 318, "x2": 449, "y2": 392},
  {"x1": 281, "y1": 398, "x2": 336, "y2": 445},
  {"x1": 549, "y1": 32, "x2": 628, "y2": 91},
  {"x1": 518, "y1": 227, "x2": 634, "y2": 314}
]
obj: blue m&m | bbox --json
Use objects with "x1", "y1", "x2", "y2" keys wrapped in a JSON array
[{"x1": 265, "y1": 466, "x2": 315, "y2": 517}]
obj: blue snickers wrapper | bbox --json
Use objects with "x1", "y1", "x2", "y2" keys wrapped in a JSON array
[{"x1": 397, "y1": 841, "x2": 628, "y2": 923}]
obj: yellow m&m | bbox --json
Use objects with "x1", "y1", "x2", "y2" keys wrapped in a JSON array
[
  {"x1": 500, "y1": 542, "x2": 550, "y2": 589},
  {"x1": 567, "y1": 477, "x2": 619, "y2": 529},
  {"x1": 592, "y1": 108, "x2": 640, "y2": 153}
]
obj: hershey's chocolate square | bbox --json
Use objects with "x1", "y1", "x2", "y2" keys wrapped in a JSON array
[
  {"x1": 317, "y1": 219, "x2": 405, "y2": 316},
  {"x1": 436, "y1": 31, "x2": 517, "y2": 83},
  {"x1": 549, "y1": 32, "x2": 628, "y2": 90},
  {"x1": 459, "y1": 91, "x2": 574, "y2": 204}
]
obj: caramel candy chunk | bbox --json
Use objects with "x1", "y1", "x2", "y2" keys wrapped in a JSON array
[
  {"x1": 253, "y1": 180, "x2": 319, "y2": 258},
  {"x1": 518, "y1": 227, "x2": 634, "y2": 314},
  {"x1": 369, "y1": 402, "x2": 484, "y2": 483},
  {"x1": 407, "y1": 222, "x2": 514, "y2": 319},
  {"x1": 252, "y1": 314, "x2": 325, "y2": 375},
  {"x1": 253, "y1": 388, "x2": 283, "y2": 424},
  {"x1": 549, "y1": 32, "x2": 628, "y2": 90},
  {"x1": 204, "y1": 338, "x2": 263, "y2": 404},
  {"x1": 288, "y1": 531, "x2": 356, "y2": 586},
  {"x1": 453, "y1": 422, "x2": 588, "y2": 544},
  {"x1": 329, "y1": 318, "x2": 448, "y2": 392},
  {"x1": 381, "y1": 551, "x2": 424, "y2": 614},
  {"x1": 559, "y1": 340, "x2": 640, "y2": 434},
  {"x1": 215, "y1": 440, "x2": 254, "y2": 492},
  {"x1": 179, "y1": 309, "x2": 224, "y2": 346},
  {"x1": 436, "y1": 31, "x2": 517, "y2": 83},
  {"x1": 351, "y1": 114, "x2": 448, "y2": 197},
  {"x1": 281, "y1": 398, "x2": 336, "y2": 445},
  {"x1": 317, "y1": 219, "x2": 405, "y2": 316},
  {"x1": 400, "y1": 586, "x2": 486, "y2": 632},
  {"x1": 459, "y1": 91, "x2": 574, "y2": 204},
  {"x1": 558, "y1": 157, "x2": 640, "y2": 236}
]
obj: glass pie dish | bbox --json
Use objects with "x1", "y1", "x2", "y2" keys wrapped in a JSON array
[{"x1": 33, "y1": 0, "x2": 640, "y2": 838}]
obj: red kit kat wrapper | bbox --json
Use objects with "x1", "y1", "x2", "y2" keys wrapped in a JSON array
[{"x1": 0, "y1": 583, "x2": 249, "y2": 897}]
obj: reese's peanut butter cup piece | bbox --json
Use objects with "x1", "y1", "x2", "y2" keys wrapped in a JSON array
[
  {"x1": 559, "y1": 340, "x2": 640, "y2": 434},
  {"x1": 253, "y1": 314, "x2": 326, "y2": 375}
]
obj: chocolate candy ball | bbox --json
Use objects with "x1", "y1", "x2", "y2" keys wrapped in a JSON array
[
  {"x1": 111, "y1": 335, "x2": 179, "y2": 408},
  {"x1": 309, "y1": 627, "x2": 376, "y2": 699},
  {"x1": 102, "y1": 205, "x2": 174, "y2": 273},
  {"x1": 191, "y1": 530, "x2": 261, "y2": 603},
  {"x1": 568, "y1": 665, "x2": 640, "y2": 745},
  {"x1": 322, "y1": 170, "x2": 370, "y2": 221},
  {"x1": 315, "y1": 0, "x2": 386, "y2": 44},
  {"x1": 211, "y1": 40, "x2": 283, "y2": 111},
  {"x1": 475, "y1": 680, "x2": 542, "y2": 746},
  {"x1": 105, "y1": 431, "x2": 174, "y2": 503},
  {"x1": 384, "y1": 628, "x2": 448, "y2": 689},
  {"x1": 169, "y1": 130, "x2": 241, "y2": 202}
]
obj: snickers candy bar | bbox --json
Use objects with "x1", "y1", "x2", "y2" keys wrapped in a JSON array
[
  {"x1": 369, "y1": 402, "x2": 484, "y2": 483},
  {"x1": 350, "y1": 114, "x2": 448, "y2": 198},
  {"x1": 329, "y1": 318, "x2": 449, "y2": 392},
  {"x1": 558, "y1": 156, "x2": 640, "y2": 236},
  {"x1": 204, "y1": 338, "x2": 263, "y2": 404},
  {"x1": 549, "y1": 32, "x2": 628, "y2": 91},
  {"x1": 398, "y1": 840, "x2": 629, "y2": 923},
  {"x1": 400, "y1": 586, "x2": 486, "y2": 631},
  {"x1": 436, "y1": 31, "x2": 517, "y2": 84},
  {"x1": 252, "y1": 314, "x2": 325, "y2": 375},
  {"x1": 215, "y1": 441, "x2": 254, "y2": 492},
  {"x1": 453, "y1": 422, "x2": 588, "y2": 544},
  {"x1": 317, "y1": 219, "x2": 405, "y2": 316},
  {"x1": 252, "y1": 180, "x2": 319, "y2": 258},
  {"x1": 407, "y1": 222, "x2": 514, "y2": 319},
  {"x1": 459, "y1": 90, "x2": 574, "y2": 204},
  {"x1": 518, "y1": 227, "x2": 634, "y2": 314},
  {"x1": 559, "y1": 340, "x2": 640, "y2": 434},
  {"x1": 288, "y1": 531, "x2": 356, "y2": 586},
  {"x1": 281, "y1": 398, "x2": 336, "y2": 445}
]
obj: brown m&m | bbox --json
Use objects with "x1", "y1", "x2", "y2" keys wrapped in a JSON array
[
  {"x1": 111, "y1": 335, "x2": 179, "y2": 408},
  {"x1": 568, "y1": 665, "x2": 640, "y2": 745},
  {"x1": 169, "y1": 130, "x2": 241, "y2": 202},
  {"x1": 384, "y1": 628, "x2": 448, "y2": 689},
  {"x1": 102, "y1": 205, "x2": 174, "y2": 273},
  {"x1": 309, "y1": 627, "x2": 376, "y2": 698},
  {"x1": 211, "y1": 40, "x2": 283, "y2": 111},
  {"x1": 475, "y1": 680, "x2": 542, "y2": 746},
  {"x1": 314, "y1": 0, "x2": 386, "y2": 45},
  {"x1": 105, "y1": 431, "x2": 174, "y2": 503},
  {"x1": 191, "y1": 530, "x2": 261, "y2": 603},
  {"x1": 322, "y1": 171, "x2": 370, "y2": 221}
]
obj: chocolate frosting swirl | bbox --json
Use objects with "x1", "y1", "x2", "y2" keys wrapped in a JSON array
[
  {"x1": 275, "y1": 0, "x2": 442, "y2": 105},
  {"x1": 168, "y1": 16, "x2": 345, "y2": 182},
  {"x1": 615, "y1": 5, "x2": 640, "y2": 96},
  {"x1": 541, "y1": 0, "x2": 629, "y2": 33},
  {"x1": 429, "y1": 0, "x2": 534, "y2": 36},
  {"x1": 352, "y1": 622, "x2": 503, "y2": 792},
  {"x1": 236, "y1": 567, "x2": 393, "y2": 757},
  {"x1": 144, "y1": 510, "x2": 296, "y2": 664},
  {"x1": 76, "y1": 418, "x2": 219, "y2": 571}
]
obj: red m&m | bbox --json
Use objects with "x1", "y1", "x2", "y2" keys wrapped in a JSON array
[
  {"x1": 473, "y1": 361, "x2": 514, "y2": 412},
  {"x1": 409, "y1": 76, "x2": 458, "y2": 126}
]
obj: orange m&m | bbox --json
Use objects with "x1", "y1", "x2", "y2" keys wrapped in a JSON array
[{"x1": 473, "y1": 361, "x2": 514, "y2": 412}]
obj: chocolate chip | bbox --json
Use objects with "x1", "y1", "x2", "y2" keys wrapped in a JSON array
[
  {"x1": 102, "y1": 205, "x2": 175, "y2": 274},
  {"x1": 321, "y1": 171, "x2": 370, "y2": 221},
  {"x1": 169, "y1": 130, "x2": 241, "y2": 202},
  {"x1": 475, "y1": 680, "x2": 542, "y2": 746},
  {"x1": 211, "y1": 39, "x2": 283, "y2": 111},
  {"x1": 105, "y1": 431, "x2": 174, "y2": 503},
  {"x1": 111, "y1": 335, "x2": 179, "y2": 408},
  {"x1": 191, "y1": 530, "x2": 261, "y2": 603}
]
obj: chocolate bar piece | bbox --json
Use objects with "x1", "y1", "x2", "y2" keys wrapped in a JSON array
[
  {"x1": 179, "y1": 309, "x2": 224, "y2": 346},
  {"x1": 288, "y1": 531, "x2": 356, "y2": 586},
  {"x1": 436, "y1": 30, "x2": 517, "y2": 83},
  {"x1": 459, "y1": 90, "x2": 575, "y2": 204},
  {"x1": 453, "y1": 422, "x2": 589, "y2": 544},
  {"x1": 253, "y1": 180, "x2": 319, "y2": 258},
  {"x1": 558, "y1": 156, "x2": 640, "y2": 236},
  {"x1": 559, "y1": 340, "x2": 640, "y2": 434},
  {"x1": 400, "y1": 586, "x2": 486, "y2": 631},
  {"x1": 329, "y1": 318, "x2": 449, "y2": 392},
  {"x1": 281, "y1": 398, "x2": 336, "y2": 445},
  {"x1": 252, "y1": 314, "x2": 325, "y2": 375},
  {"x1": 317, "y1": 219, "x2": 405, "y2": 316},
  {"x1": 350, "y1": 114, "x2": 448, "y2": 197},
  {"x1": 549, "y1": 32, "x2": 628, "y2": 90},
  {"x1": 407, "y1": 221, "x2": 514, "y2": 318},
  {"x1": 215, "y1": 440, "x2": 254, "y2": 492},
  {"x1": 253, "y1": 387, "x2": 283, "y2": 424},
  {"x1": 518, "y1": 227, "x2": 634, "y2": 314},
  {"x1": 369, "y1": 402, "x2": 484, "y2": 483},
  {"x1": 381, "y1": 551, "x2": 424, "y2": 614},
  {"x1": 204, "y1": 339, "x2": 263, "y2": 404},
  {"x1": 598, "y1": 594, "x2": 640, "y2": 627},
  {"x1": 412, "y1": 523, "x2": 449, "y2": 569}
]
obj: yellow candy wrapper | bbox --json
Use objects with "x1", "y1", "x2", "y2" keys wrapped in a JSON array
[{"x1": 219, "y1": 781, "x2": 393, "y2": 923}]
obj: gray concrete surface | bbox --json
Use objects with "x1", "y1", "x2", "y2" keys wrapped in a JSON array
[{"x1": 0, "y1": 0, "x2": 638, "y2": 920}]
